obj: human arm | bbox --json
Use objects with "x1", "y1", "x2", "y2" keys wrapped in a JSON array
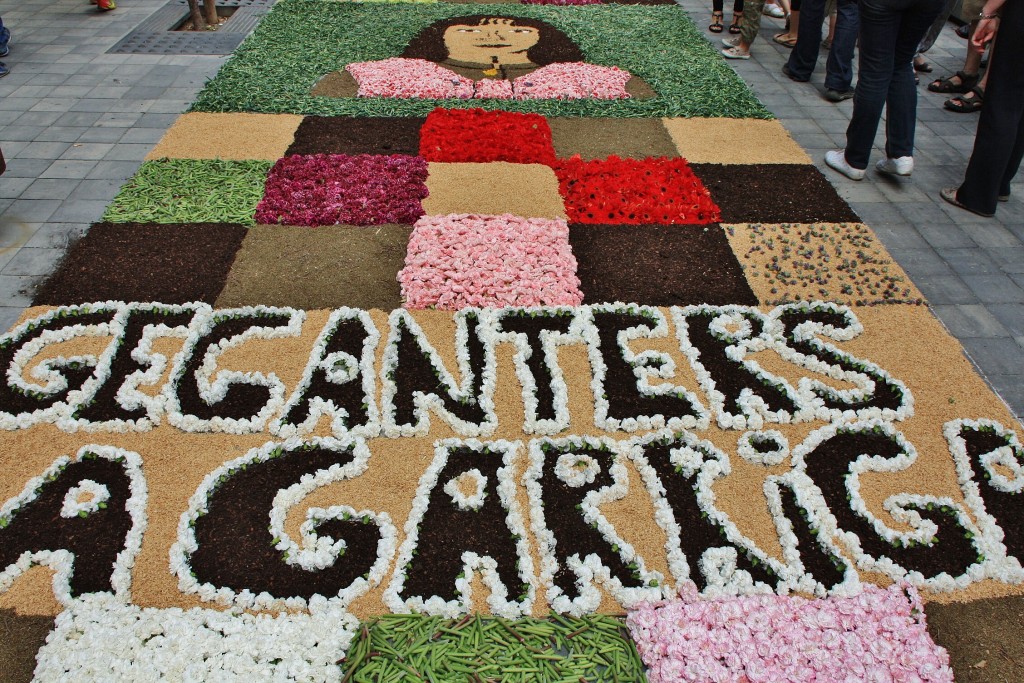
[{"x1": 972, "y1": 0, "x2": 1006, "y2": 51}]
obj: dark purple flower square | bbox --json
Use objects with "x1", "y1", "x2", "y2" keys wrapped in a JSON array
[{"x1": 255, "y1": 154, "x2": 429, "y2": 227}]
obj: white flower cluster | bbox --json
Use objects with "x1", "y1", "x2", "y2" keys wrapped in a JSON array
[
  {"x1": 626, "y1": 429, "x2": 826, "y2": 599},
  {"x1": 443, "y1": 468, "x2": 488, "y2": 510},
  {"x1": 171, "y1": 436, "x2": 394, "y2": 611},
  {"x1": 271, "y1": 307, "x2": 381, "y2": 440},
  {"x1": 2, "y1": 301, "x2": 917, "y2": 438},
  {"x1": 165, "y1": 306, "x2": 305, "y2": 435},
  {"x1": 583, "y1": 304, "x2": 710, "y2": 433},
  {"x1": 785, "y1": 420, "x2": 997, "y2": 592},
  {"x1": 0, "y1": 444, "x2": 147, "y2": 603},
  {"x1": 1, "y1": 302, "x2": 121, "y2": 431},
  {"x1": 384, "y1": 439, "x2": 536, "y2": 619},
  {"x1": 945, "y1": 418, "x2": 1024, "y2": 583},
  {"x1": 492, "y1": 306, "x2": 580, "y2": 435},
  {"x1": 33, "y1": 593, "x2": 358, "y2": 682},
  {"x1": 379, "y1": 309, "x2": 498, "y2": 438},
  {"x1": 64, "y1": 302, "x2": 201, "y2": 433},
  {"x1": 525, "y1": 436, "x2": 665, "y2": 615},
  {"x1": 60, "y1": 479, "x2": 110, "y2": 519},
  {"x1": 736, "y1": 430, "x2": 789, "y2": 467}
]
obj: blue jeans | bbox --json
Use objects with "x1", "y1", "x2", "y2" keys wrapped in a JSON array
[
  {"x1": 785, "y1": 0, "x2": 859, "y2": 91},
  {"x1": 843, "y1": 0, "x2": 944, "y2": 169},
  {"x1": 0, "y1": 17, "x2": 8, "y2": 54}
]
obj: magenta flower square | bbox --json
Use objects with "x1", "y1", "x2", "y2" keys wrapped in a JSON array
[
  {"x1": 255, "y1": 153, "x2": 429, "y2": 227},
  {"x1": 399, "y1": 213, "x2": 583, "y2": 310}
]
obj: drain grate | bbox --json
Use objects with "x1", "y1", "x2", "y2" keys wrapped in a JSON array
[{"x1": 108, "y1": 0, "x2": 274, "y2": 55}]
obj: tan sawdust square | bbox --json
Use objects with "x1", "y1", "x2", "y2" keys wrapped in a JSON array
[
  {"x1": 215, "y1": 224, "x2": 412, "y2": 310},
  {"x1": 423, "y1": 162, "x2": 567, "y2": 219},
  {"x1": 146, "y1": 113, "x2": 304, "y2": 161},
  {"x1": 662, "y1": 117, "x2": 812, "y2": 164}
]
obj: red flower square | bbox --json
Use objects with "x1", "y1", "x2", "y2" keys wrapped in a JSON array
[
  {"x1": 419, "y1": 108, "x2": 557, "y2": 165},
  {"x1": 552, "y1": 155, "x2": 721, "y2": 225}
]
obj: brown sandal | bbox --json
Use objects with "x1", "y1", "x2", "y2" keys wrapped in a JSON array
[
  {"x1": 945, "y1": 86, "x2": 984, "y2": 113},
  {"x1": 710, "y1": 10, "x2": 724, "y2": 33},
  {"x1": 928, "y1": 70, "x2": 978, "y2": 94},
  {"x1": 729, "y1": 11, "x2": 743, "y2": 34}
]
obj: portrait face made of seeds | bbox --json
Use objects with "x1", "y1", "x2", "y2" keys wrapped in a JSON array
[
  {"x1": 442, "y1": 18, "x2": 541, "y2": 67},
  {"x1": 400, "y1": 15, "x2": 586, "y2": 71}
]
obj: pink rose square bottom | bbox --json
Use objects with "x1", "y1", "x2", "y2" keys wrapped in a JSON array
[
  {"x1": 255, "y1": 153, "x2": 429, "y2": 227},
  {"x1": 399, "y1": 213, "x2": 583, "y2": 310}
]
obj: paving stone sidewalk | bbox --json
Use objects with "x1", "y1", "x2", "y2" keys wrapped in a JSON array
[{"x1": 0, "y1": 0, "x2": 1021, "y2": 418}]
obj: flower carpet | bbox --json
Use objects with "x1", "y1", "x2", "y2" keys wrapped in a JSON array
[{"x1": 2, "y1": 1, "x2": 1024, "y2": 681}]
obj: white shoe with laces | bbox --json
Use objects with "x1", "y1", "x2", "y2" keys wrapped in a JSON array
[
  {"x1": 825, "y1": 150, "x2": 865, "y2": 180},
  {"x1": 875, "y1": 156, "x2": 914, "y2": 177}
]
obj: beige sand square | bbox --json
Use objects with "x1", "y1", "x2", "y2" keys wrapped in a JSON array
[
  {"x1": 146, "y1": 113, "x2": 304, "y2": 161},
  {"x1": 662, "y1": 118, "x2": 812, "y2": 164},
  {"x1": 725, "y1": 222, "x2": 924, "y2": 305},
  {"x1": 423, "y1": 162, "x2": 567, "y2": 219}
]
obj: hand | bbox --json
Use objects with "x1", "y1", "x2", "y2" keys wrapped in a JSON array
[{"x1": 972, "y1": 17, "x2": 999, "y2": 52}]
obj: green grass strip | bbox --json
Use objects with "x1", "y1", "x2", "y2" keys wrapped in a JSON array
[
  {"x1": 102, "y1": 159, "x2": 273, "y2": 226},
  {"x1": 191, "y1": 0, "x2": 769, "y2": 119},
  {"x1": 340, "y1": 613, "x2": 648, "y2": 682}
]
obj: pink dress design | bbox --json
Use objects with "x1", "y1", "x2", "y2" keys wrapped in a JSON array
[{"x1": 344, "y1": 58, "x2": 634, "y2": 100}]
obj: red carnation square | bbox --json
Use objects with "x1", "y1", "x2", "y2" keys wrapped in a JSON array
[
  {"x1": 255, "y1": 154, "x2": 429, "y2": 227},
  {"x1": 552, "y1": 156, "x2": 721, "y2": 225},
  {"x1": 419, "y1": 108, "x2": 557, "y2": 165}
]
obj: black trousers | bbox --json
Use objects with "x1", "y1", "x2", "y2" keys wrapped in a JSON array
[{"x1": 957, "y1": 0, "x2": 1024, "y2": 215}]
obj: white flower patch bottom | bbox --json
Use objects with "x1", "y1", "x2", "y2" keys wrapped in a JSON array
[{"x1": 33, "y1": 594, "x2": 358, "y2": 682}]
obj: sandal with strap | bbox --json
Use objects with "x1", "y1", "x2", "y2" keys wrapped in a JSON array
[
  {"x1": 928, "y1": 70, "x2": 978, "y2": 94},
  {"x1": 709, "y1": 11, "x2": 725, "y2": 33},
  {"x1": 945, "y1": 86, "x2": 984, "y2": 113},
  {"x1": 729, "y1": 12, "x2": 743, "y2": 34}
]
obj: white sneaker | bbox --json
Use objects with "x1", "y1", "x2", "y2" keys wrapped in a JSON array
[
  {"x1": 875, "y1": 156, "x2": 914, "y2": 177},
  {"x1": 825, "y1": 150, "x2": 865, "y2": 180},
  {"x1": 721, "y1": 35, "x2": 742, "y2": 48},
  {"x1": 763, "y1": 3, "x2": 786, "y2": 18}
]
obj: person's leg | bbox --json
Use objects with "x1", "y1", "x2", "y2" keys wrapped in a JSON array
[
  {"x1": 883, "y1": 0, "x2": 944, "y2": 160},
  {"x1": 842, "y1": 0, "x2": 904, "y2": 170},
  {"x1": 823, "y1": 0, "x2": 859, "y2": 92},
  {"x1": 731, "y1": 0, "x2": 745, "y2": 33},
  {"x1": 917, "y1": 0, "x2": 956, "y2": 53},
  {"x1": 785, "y1": 0, "x2": 826, "y2": 78},
  {"x1": 956, "y1": 0, "x2": 1024, "y2": 212},
  {"x1": 0, "y1": 15, "x2": 9, "y2": 55},
  {"x1": 928, "y1": 12, "x2": 981, "y2": 91},
  {"x1": 775, "y1": 0, "x2": 800, "y2": 42},
  {"x1": 740, "y1": 0, "x2": 767, "y2": 46},
  {"x1": 944, "y1": 37, "x2": 992, "y2": 111}
]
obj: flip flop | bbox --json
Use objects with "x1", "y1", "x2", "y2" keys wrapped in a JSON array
[
  {"x1": 773, "y1": 33, "x2": 798, "y2": 47},
  {"x1": 940, "y1": 187, "x2": 993, "y2": 217}
]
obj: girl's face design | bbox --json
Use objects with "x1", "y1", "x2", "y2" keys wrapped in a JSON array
[{"x1": 442, "y1": 18, "x2": 541, "y2": 64}]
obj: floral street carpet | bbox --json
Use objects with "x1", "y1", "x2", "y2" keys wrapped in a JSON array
[{"x1": 2, "y1": 1, "x2": 1023, "y2": 681}]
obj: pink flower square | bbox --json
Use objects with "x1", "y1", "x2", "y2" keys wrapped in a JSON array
[
  {"x1": 255, "y1": 154, "x2": 428, "y2": 227},
  {"x1": 399, "y1": 213, "x2": 583, "y2": 310}
]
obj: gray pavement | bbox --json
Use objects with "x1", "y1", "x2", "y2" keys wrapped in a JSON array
[{"x1": 0, "y1": 0, "x2": 1021, "y2": 418}]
